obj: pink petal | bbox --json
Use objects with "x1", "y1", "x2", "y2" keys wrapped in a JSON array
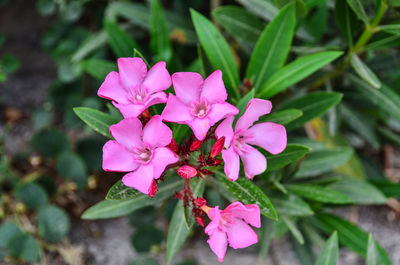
[
  {"x1": 240, "y1": 146, "x2": 266, "y2": 179},
  {"x1": 98, "y1": 72, "x2": 129, "y2": 104},
  {"x1": 122, "y1": 164, "x2": 154, "y2": 194},
  {"x1": 161, "y1": 94, "x2": 193, "y2": 123},
  {"x1": 215, "y1": 116, "x2": 235, "y2": 148},
  {"x1": 221, "y1": 147, "x2": 240, "y2": 181},
  {"x1": 172, "y1": 72, "x2": 202, "y2": 105},
  {"x1": 223, "y1": 202, "x2": 261, "y2": 228},
  {"x1": 235, "y1": 99, "x2": 272, "y2": 131},
  {"x1": 117, "y1": 57, "x2": 147, "y2": 90},
  {"x1": 109, "y1": 118, "x2": 143, "y2": 151},
  {"x1": 144, "y1": 92, "x2": 168, "y2": 108},
  {"x1": 207, "y1": 229, "x2": 228, "y2": 263},
  {"x1": 143, "y1": 115, "x2": 173, "y2": 148},
  {"x1": 102, "y1": 140, "x2": 139, "y2": 172},
  {"x1": 150, "y1": 147, "x2": 179, "y2": 179},
  {"x1": 207, "y1": 102, "x2": 239, "y2": 125},
  {"x1": 141, "y1": 61, "x2": 171, "y2": 94},
  {"x1": 201, "y1": 70, "x2": 227, "y2": 104},
  {"x1": 226, "y1": 218, "x2": 258, "y2": 249},
  {"x1": 188, "y1": 117, "x2": 210, "y2": 140},
  {"x1": 247, "y1": 122, "x2": 287, "y2": 154},
  {"x1": 113, "y1": 101, "x2": 146, "y2": 118},
  {"x1": 205, "y1": 207, "x2": 222, "y2": 235}
]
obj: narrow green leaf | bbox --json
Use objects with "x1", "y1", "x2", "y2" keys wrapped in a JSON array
[
  {"x1": 380, "y1": 24, "x2": 400, "y2": 35},
  {"x1": 104, "y1": 19, "x2": 138, "y2": 58},
  {"x1": 335, "y1": 0, "x2": 357, "y2": 45},
  {"x1": 269, "y1": 193, "x2": 313, "y2": 216},
  {"x1": 280, "y1": 92, "x2": 343, "y2": 130},
  {"x1": 106, "y1": 180, "x2": 141, "y2": 200},
  {"x1": 260, "y1": 109, "x2": 303, "y2": 125},
  {"x1": 264, "y1": 144, "x2": 310, "y2": 171},
  {"x1": 346, "y1": 0, "x2": 369, "y2": 24},
  {"x1": 72, "y1": 31, "x2": 108, "y2": 62},
  {"x1": 212, "y1": 6, "x2": 264, "y2": 46},
  {"x1": 236, "y1": 89, "x2": 255, "y2": 117},
  {"x1": 150, "y1": 0, "x2": 171, "y2": 62},
  {"x1": 370, "y1": 179, "x2": 400, "y2": 198},
  {"x1": 80, "y1": 59, "x2": 117, "y2": 81},
  {"x1": 215, "y1": 172, "x2": 278, "y2": 220},
  {"x1": 377, "y1": 126, "x2": 400, "y2": 146},
  {"x1": 236, "y1": 0, "x2": 278, "y2": 21},
  {"x1": 73, "y1": 107, "x2": 120, "y2": 138},
  {"x1": 82, "y1": 179, "x2": 184, "y2": 219},
  {"x1": 295, "y1": 147, "x2": 353, "y2": 178},
  {"x1": 283, "y1": 215, "x2": 304, "y2": 244},
  {"x1": 285, "y1": 184, "x2": 353, "y2": 204},
  {"x1": 313, "y1": 213, "x2": 391, "y2": 263},
  {"x1": 190, "y1": 9, "x2": 240, "y2": 99},
  {"x1": 350, "y1": 54, "x2": 381, "y2": 89},
  {"x1": 314, "y1": 231, "x2": 338, "y2": 265},
  {"x1": 246, "y1": 3, "x2": 296, "y2": 91},
  {"x1": 328, "y1": 178, "x2": 386, "y2": 204},
  {"x1": 367, "y1": 234, "x2": 391, "y2": 265},
  {"x1": 259, "y1": 52, "x2": 343, "y2": 99}
]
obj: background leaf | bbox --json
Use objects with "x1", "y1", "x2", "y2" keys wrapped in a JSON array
[
  {"x1": 314, "y1": 231, "x2": 338, "y2": 265},
  {"x1": 73, "y1": 107, "x2": 120, "y2": 138}
]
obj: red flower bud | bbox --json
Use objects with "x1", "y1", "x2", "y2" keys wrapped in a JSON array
[
  {"x1": 148, "y1": 180, "x2": 158, "y2": 198},
  {"x1": 167, "y1": 138, "x2": 179, "y2": 153},
  {"x1": 210, "y1": 136, "x2": 225, "y2": 158},
  {"x1": 194, "y1": 197, "x2": 207, "y2": 207},
  {"x1": 196, "y1": 216, "x2": 205, "y2": 227},
  {"x1": 190, "y1": 140, "x2": 203, "y2": 151},
  {"x1": 177, "y1": 165, "x2": 197, "y2": 179},
  {"x1": 214, "y1": 159, "x2": 223, "y2": 166}
]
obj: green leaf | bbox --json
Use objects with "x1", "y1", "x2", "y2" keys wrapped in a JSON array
[
  {"x1": 314, "y1": 231, "x2": 338, "y2": 265},
  {"x1": 36, "y1": 0, "x2": 56, "y2": 16},
  {"x1": 131, "y1": 225, "x2": 164, "y2": 252},
  {"x1": 380, "y1": 24, "x2": 400, "y2": 35},
  {"x1": 280, "y1": 92, "x2": 343, "y2": 130},
  {"x1": 295, "y1": 147, "x2": 353, "y2": 178},
  {"x1": 37, "y1": 205, "x2": 70, "y2": 243},
  {"x1": 246, "y1": 3, "x2": 296, "y2": 91},
  {"x1": 190, "y1": 9, "x2": 240, "y2": 99},
  {"x1": 285, "y1": 184, "x2": 353, "y2": 204},
  {"x1": 1, "y1": 54, "x2": 20, "y2": 73},
  {"x1": 150, "y1": 0, "x2": 171, "y2": 62},
  {"x1": 215, "y1": 172, "x2": 277, "y2": 220},
  {"x1": 56, "y1": 152, "x2": 88, "y2": 188},
  {"x1": 283, "y1": 215, "x2": 304, "y2": 244},
  {"x1": 80, "y1": 59, "x2": 117, "y2": 81},
  {"x1": 346, "y1": 0, "x2": 369, "y2": 24},
  {"x1": 82, "y1": 179, "x2": 184, "y2": 219},
  {"x1": 0, "y1": 222, "x2": 22, "y2": 248},
  {"x1": 73, "y1": 107, "x2": 120, "y2": 138},
  {"x1": 350, "y1": 54, "x2": 381, "y2": 89},
  {"x1": 72, "y1": 31, "x2": 108, "y2": 62},
  {"x1": 377, "y1": 126, "x2": 400, "y2": 146},
  {"x1": 264, "y1": 144, "x2": 311, "y2": 171},
  {"x1": 335, "y1": 0, "x2": 357, "y2": 45},
  {"x1": 130, "y1": 257, "x2": 159, "y2": 265},
  {"x1": 269, "y1": 193, "x2": 314, "y2": 216},
  {"x1": 16, "y1": 183, "x2": 48, "y2": 209},
  {"x1": 328, "y1": 178, "x2": 386, "y2": 204},
  {"x1": 184, "y1": 178, "x2": 206, "y2": 228},
  {"x1": 367, "y1": 233, "x2": 391, "y2": 265},
  {"x1": 32, "y1": 128, "x2": 70, "y2": 157},
  {"x1": 212, "y1": 6, "x2": 264, "y2": 46},
  {"x1": 236, "y1": 0, "x2": 278, "y2": 21},
  {"x1": 370, "y1": 179, "x2": 400, "y2": 198},
  {"x1": 7, "y1": 233, "x2": 41, "y2": 262},
  {"x1": 236, "y1": 89, "x2": 255, "y2": 117},
  {"x1": 106, "y1": 180, "x2": 141, "y2": 200},
  {"x1": 348, "y1": 75, "x2": 400, "y2": 122},
  {"x1": 259, "y1": 52, "x2": 343, "y2": 99},
  {"x1": 260, "y1": 109, "x2": 303, "y2": 126},
  {"x1": 314, "y1": 213, "x2": 391, "y2": 263},
  {"x1": 104, "y1": 19, "x2": 138, "y2": 58}
]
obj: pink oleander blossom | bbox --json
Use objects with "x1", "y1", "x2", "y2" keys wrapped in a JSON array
[
  {"x1": 98, "y1": 57, "x2": 171, "y2": 118},
  {"x1": 205, "y1": 202, "x2": 261, "y2": 262},
  {"x1": 161, "y1": 70, "x2": 239, "y2": 140},
  {"x1": 102, "y1": 115, "x2": 178, "y2": 195},
  {"x1": 216, "y1": 99, "x2": 287, "y2": 181}
]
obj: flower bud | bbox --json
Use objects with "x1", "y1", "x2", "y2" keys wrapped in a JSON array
[
  {"x1": 196, "y1": 216, "x2": 205, "y2": 227},
  {"x1": 210, "y1": 137, "x2": 225, "y2": 158},
  {"x1": 167, "y1": 138, "x2": 179, "y2": 153},
  {"x1": 148, "y1": 180, "x2": 158, "y2": 198},
  {"x1": 214, "y1": 159, "x2": 223, "y2": 166},
  {"x1": 194, "y1": 197, "x2": 207, "y2": 207},
  {"x1": 190, "y1": 140, "x2": 203, "y2": 151},
  {"x1": 177, "y1": 165, "x2": 197, "y2": 179}
]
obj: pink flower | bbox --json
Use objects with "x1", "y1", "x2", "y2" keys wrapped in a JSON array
[
  {"x1": 102, "y1": 115, "x2": 178, "y2": 195},
  {"x1": 216, "y1": 99, "x2": 287, "y2": 181},
  {"x1": 98, "y1": 57, "x2": 171, "y2": 118},
  {"x1": 161, "y1": 70, "x2": 239, "y2": 140},
  {"x1": 205, "y1": 202, "x2": 261, "y2": 262}
]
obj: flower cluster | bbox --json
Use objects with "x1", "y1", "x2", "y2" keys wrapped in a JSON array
[{"x1": 98, "y1": 57, "x2": 287, "y2": 262}]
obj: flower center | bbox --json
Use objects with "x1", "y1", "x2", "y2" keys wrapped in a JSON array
[
  {"x1": 128, "y1": 87, "x2": 147, "y2": 104},
  {"x1": 191, "y1": 100, "x2": 209, "y2": 118},
  {"x1": 232, "y1": 130, "x2": 253, "y2": 154},
  {"x1": 133, "y1": 147, "x2": 153, "y2": 164}
]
